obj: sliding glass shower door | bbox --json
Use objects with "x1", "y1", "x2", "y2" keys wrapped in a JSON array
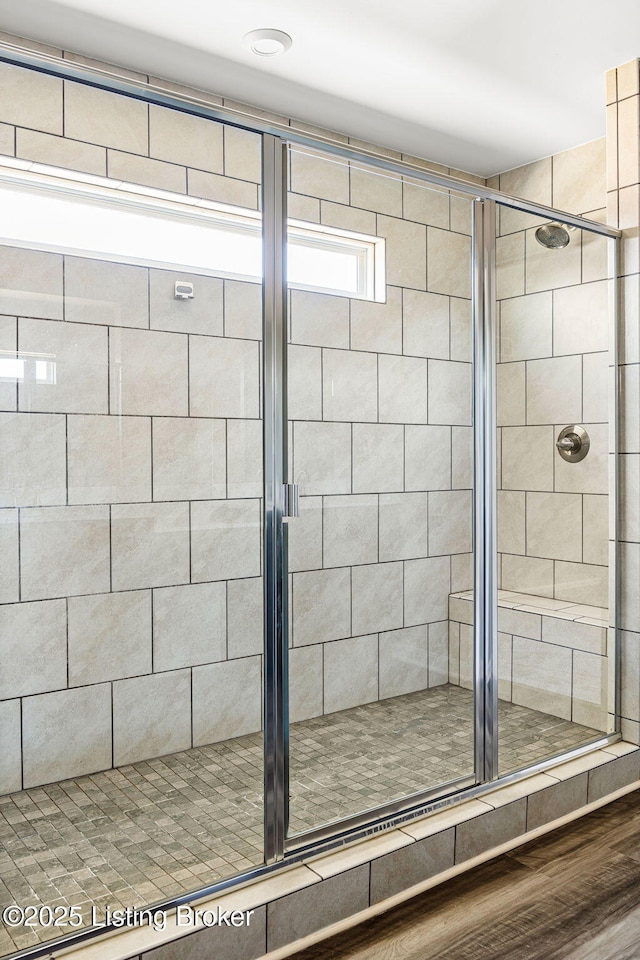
[{"x1": 283, "y1": 146, "x2": 478, "y2": 841}]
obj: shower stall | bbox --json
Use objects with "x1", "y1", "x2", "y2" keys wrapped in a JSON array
[{"x1": 0, "y1": 54, "x2": 620, "y2": 960}]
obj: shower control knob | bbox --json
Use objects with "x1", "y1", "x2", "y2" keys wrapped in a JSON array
[{"x1": 556, "y1": 425, "x2": 590, "y2": 463}]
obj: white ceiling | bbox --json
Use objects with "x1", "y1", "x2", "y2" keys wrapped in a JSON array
[{"x1": 0, "y1": 0, "x2": 638, "y2": 176}]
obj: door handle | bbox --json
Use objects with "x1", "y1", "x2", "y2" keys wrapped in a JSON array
[{"x1": 282, "y1": 483, "x2": 299, "y2": 518}]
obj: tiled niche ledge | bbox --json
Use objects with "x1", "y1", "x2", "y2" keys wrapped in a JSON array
[
  {"x1": 449, "y1": 589, "x2": 610, "y2": 729},
  {"x1": 49, "y1": 743, "x2": 639, "y2": 960}
]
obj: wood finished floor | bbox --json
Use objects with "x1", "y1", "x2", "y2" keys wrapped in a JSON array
[{"x1": 292, "y1": 789, "x2": 640, "y2": 960}]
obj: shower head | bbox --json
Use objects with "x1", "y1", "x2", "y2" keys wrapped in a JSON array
[{"x1": 535, "y1": 222, "x2": 573, "y2": 249}]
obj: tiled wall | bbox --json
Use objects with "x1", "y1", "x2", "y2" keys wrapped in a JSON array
[
  {"x1": 487, "y1": 141, "x2": 611, "y2": 609},
  {"x1": 0, "y1": 61, "x2": 267, "y2": 794},
  {"x1": 285, "y1": 150, "x2": 476, "y2": 722}
]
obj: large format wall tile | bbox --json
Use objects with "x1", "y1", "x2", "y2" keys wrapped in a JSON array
[
  {"x1": 379, "y1": 492, "x2": 428, "y2": 561},
  {"x1": 21, "y1": 505, "x2": 110, "y2": 600},
  {"x1": 191, "y1": 499, "x2": 261, "y2": 582},
  {"x1": 0, "y1": 412, "x2": 66, "y2": 506},
  {"x1": 0, "y1": 599, "x2": 66, "y2": 698},
  {"x1": 323, "y1": 494, "x2": 378, "y2": 568},
  {"x1": 378, "y1": 354, "x2": 428, "y2": 424},
  {"x1": 69, "y1": 590, "x2": 152, "y2": 685},
  {"x1": 153, "y1": 581, "x2": 226, "y2": 671},
  {"x1": 65, "y1": 257, "x2": 149, "y2": 328},
  {"x1": 324, "y1": 634, "x2": 378, "y2": 712},
  {"x1": 0, "y1": 509, "x2": 18, "y2": 603},
  {"x1": 379, "y1": 625, "x2": 429, "y2": 699},
  {"x1": 0, "y1": 699, "x2": 21, "y2": 794},
  {"x1": 352, "y1": 562, "x2": 403, "y2": 635},
  {"x1": 0, "y1": 247, "x2": 62, "y2": 319},
  {"x1": 352, "y1": 423, "x2": 404, "y2": 493},
  {"x1": 113, "y1": 670, "x2": 192, "y2": 765},
  {"x1": 512, "y1": 636, "x2": 572, "y2": 719},
  {"x1": 149, "y1": 104, "x2": 223, "y2": 172},
  {"x1": 111, "y1": 501, "x2": 190, "y2": 590},
  {"x1": 67, "y1": 414, "x2": 151, "y2": 504},
  {"x1": 351, "y1": 287, "x2": 402, "y2": 355},
  {"x1": 293, "y1": 567, "x2": 351, "y2": 646},
  {"x1": 19, "y1": 317, "x2": 107, "y2": 413},
  {"x1": 153, "y1": 417, "x2": 226, "y2": 501},
  {"x1": 189, "y1": 335, "x2": 260, "y2": 419},
  {"x1": 402, "y1": 289, "x2": 449, "y2": 359},
  {"x1": 192, "y1": 656, "x2": 262, "y2": 745},
  {"x1": 65, "y1": 83, "x2": 148, "y2": 153},
  {"x1": 110, "y1": 327, "x2": 188, "y2": 416},
  {"x1": 322, "y1": 348, "x2": 378, "y2": 423},
  {"x1": 0, "y1": 62, "x2": 62, "y2": 134},
  {"x1": 293, "y1": 421, "x2": 351, "y2": 495}
]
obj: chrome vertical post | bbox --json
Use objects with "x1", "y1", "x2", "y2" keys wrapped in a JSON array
[
  {"x1": 610, "y1": 236, "x2": 621, "y2": 731},
  {"x1": 473, "y1": 198, "x2": 498, "y2": 782},
  {"x1": 262, "y1": 134, "x2": 289, "y2": 862}
]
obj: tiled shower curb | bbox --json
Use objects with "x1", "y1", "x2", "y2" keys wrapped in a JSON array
[{"x1": 38, "y1": 743, "x2": 639, "y2": 960}]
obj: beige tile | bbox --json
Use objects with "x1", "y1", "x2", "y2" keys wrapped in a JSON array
[
  {"x1": 370, "y1": 829, "x2": 455, "y2": 903},
  {"x1": 224, "y1": 280, "x2": 262, "y2": 341},
  {"x1": 512, "y1": 636, "x2": 572, "y2": 719},
  {"x1": 227, "y1": 577, "x2": 263, "y2": 659},
  {"x1": 352, "y1": 423, "x2": 404, "y2": 493},
  {"x1": 450, "y1": 196, "x2": 472, "y2": 236},
  {"x1": 223, "y1": 125, "x2": 262, "y2": 184},
  {"x1": 451, "y1": 425, "x2": 473, "y2": 489},
  {"x1": 497, "y1": 606, "x2": 541, "y2": 641},
  {"x1": 18, "y1": 317, "x2": 108, "y2": 414},
  {"x1": 351, "y1": 287, "x2": 402, "y2": 355},
  {"x1": 483, "y1": 774, "x2": 558, "y2": 806},
  {"x1": 153, "y1": 417, "x2": 225, "y2": 501},
  {"x1": 107, "y1": 149, "x2": 186, "y2": 192},
  {"x1": 21, "y1": 505, "x2": 110, "y2": 600},
  {"x1": 449, "y1": 620, "x2": 460, "y2": 684},
  {"x1": 427, "y1": 227, "x2": 471, "y2": 298},
  {"x1": 497, "y1": 490, "x2": 525, "y2": 555},
  {"x1": 526, "y1": 355, "x2": 582, "y2": 425},
  {"x1": 429, "y1": 359, "x2": 472, "y2": 425},
  {"x1": 189, "y1": 335, "x2": 259, "y2": 418},
  {"x1": 350, "y1": 166, "x2": 402, "y2": 216},
  {"x1": 150, "y1": 269, "x2": 223, "y2": 336},
  {"x1": 289, "y1": 645, "x2": 323, "y2": 722},
  {"x1": 310, "y1": 830, "x2": 413, "y2": 881},
  {"x1": 0, "y1": 62, "x2": 62, "y2": 134},
  {"x1": 111, "y1": 327, "x2": 188, "y2": 416},
  {"x1": 501, "y1": 426, "x2": 554, "y2": 491},
  {"x1": 290, "y1": 289, "x2": 350, "y2": 349},
  {"x1": 287, "y1": 496, "x2": 323, "y2": 572},
  {"x1": 65, "y1": 82, "x2": 148, "y2": 153},
  {"x1": 113, "y1": 670, "x2": 191, "y2": 765},
  {"x1": 620, "y1": 455, "x2": 640, "y2": 543},
  {"x1": 542, "y1": 616, "x2": 606, "y2": 655},
  {"x1": 553, "y1": 139, "x2": 606, "y2": 214},
  {"x1": 153, "y1": 581, "x2": 226, "y2": 671},
  {"x1": 65, "y1": 257, "x2": 149, "y2": 328},
  {"x1": 227, "y1": 418, "x2": 262, "y2": 499},
  {"x1": 455, "y1": 800, "x2": 527, "y2": 862},
  {"x1": 605, "y1": 66, "x2": 618, "y2": 105},
  {"x1": 111, "y1": 501, "x2": 190, "y2": 591},
  {"x1": 0, "y1": 122, "x2": 14, "y2": 157},
  {"x1": 379, "y1": 492, "x2": 428, "y2": 561},
  {"x1": 401, "y1": 799, "x2": 492, "y2": 841},
  {"x1": 288, "y1": 345, "x2": 322, "y2": 420},
  {"x1": 496, "y1": 232, "x2": 525, "y2": 300},
  {"x1": 497, "y1": 362, "x2": 525, "y2": 427},
  {"x1": 23, "y1": 684, "x2": 112, "y2": 787},
  {"x1": 428, "y1": 490, "x2": 472, "y2": 556},
  {"x1": 583, "y1": 351, "x2": 610, "y2": 424},
  {"x1": 588, "y1": 750, "x2": 640, "y2": 802},
  {"x1": 0, "y1": 598, "x2": 66, "y2": 698},
  {"x1": 620, "y1": 364, "x2": 639, "y2": 454},
  {"x1": 498, "y1": 631, "x2": 512, "y2": 700},
  {"x1": 0, "y1": 315, "x2": 17, "y2": 411},
  {"x1": 450, "y1": 297, "x2": 472, "y2": 362},
  {"x1": 267, "y1": 866, "x2": 368, "y2": 952},
  {"x1": 553, "y1": 281, "x2": 609, "y2": 356},
  {"x1": 379, "y1": 625, "x2": 429, "y2": 698},
  {"x1": 0, "y1": 509, "x2": 18, "y2": 603},
  {"x1": 606, "y1": 102, "x2": 618, "y2": 193},
  {"x1": 293, "y1": 421, "x2": 351, "y2": 495},
  {"x1": 449, "y1": 595, "x2": 474, "y2": 625},
  {"x1": 379, "y1": 354, "x2": 428, "y2": 424},
  {"x1": 16, "y1": 129, "x2": 106, "y2": 175},
  {"x1": 429, "y1": 620, "x2": 449, "y2": 686},
  {"x1": 323, "y1": 494, "x2": 378, "y2": 568},
  {"x1": 501, "y1": 555, "x2": 554, "y2": 597},
  {"x1": 69, "y1": 590, "x2": 152, "y2": 685},
  {"x1": 526, "y1": 774, "x2": 588, "y2": 830},
  {"x1": 402, "y1": 181, "x2": 449, "y2": 228},
  {"x1": 0, "y1": 699, "x2": 21, "y2": 794},
  {"x1": 324, "y1": 634, "x2": 378, "y2": 712},
  {"x1": 526, "y1": 492, "x2": 582, "y2": 562},
  {"x1": 620, "y1": 542, "x2": 640, "y2": 633},
  {"x1": 149, "y1": 104, "x2": 223, "y2": 173},
  {"x1": 193, "y1": 656, "x2": 262, "y2": 746},
  {"x1": 554, "y1": 560, "x2": 609, "y2": 608},
  {"x1": 404, "y1": 555, "x2": 450, "y2": 626},
  {"x1": 292, "y1": 567, "x2": 351, "y2": 646},
  {"x1": 617, "y1": 59, "x2": 640, "y2": 99},
  {"x1": 289, "y1": 149, "x2": 349, "y2": 204},
  {"x1": 320, "y1": 200, "x2": 376, "y2": 235},
  {"x1": 352, "y1": 561, "x2": 403, "y2": 635},
  {"x1": 322, "y1": 348, "x2": 378, "y2": 423},
  {"x1": 405, "y1": 425, "x2": 451, "y2": 491},
  {"x1": 499, "y1": 292, "x2": 553, "y2": 362},
  {"x1": 377, "y1": 215, "x2": 427, "y2": 290},
  {"x1": 499, "y1": 159, "x2": 552, "y2": 235},
  {"x1": 621, "y1": 274, "x2": 639, "y2": 365},
  {"x1": 68, "y1": 414, "x2": 151, "y2": 504},
  {"x1": 0, "y1": 247, "x2": 62, "y2": 319},
  {"x1": 525, "y1": 226, "x2": 582, "y2": 294},
  {"x1": 188, "y1": 168, "x2": 258, "y2": 209},
  {"x1": 191, "y1": 499, "x2": 261, "y2": 582},
  {"x1": 572, "y1": 650, "x2": 608, "y2": 729},
  {"x1": 0, "y1": 412, "x2": 66, "y2": 506}
]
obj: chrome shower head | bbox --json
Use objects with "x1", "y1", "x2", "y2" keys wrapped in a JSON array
[{"x1": 535, "y1": 222, "x2": 572, "y2": 249}]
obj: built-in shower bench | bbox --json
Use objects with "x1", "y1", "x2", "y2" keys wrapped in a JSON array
[{"x1": 448, "y1": 590, "x2": 610, "y2": 730}]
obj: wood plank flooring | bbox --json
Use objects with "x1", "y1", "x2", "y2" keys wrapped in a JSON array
[{"x1": 291, "y1": 789, "x2": 640, "y2": 960}]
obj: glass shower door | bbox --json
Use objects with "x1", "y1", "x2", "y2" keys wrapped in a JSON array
[
  {"x1": 284, "y1": 145, "x2": 478, "y2": 840},
  {"x1": 495, "y1": 204, "x2": 616, "y2": 774}
]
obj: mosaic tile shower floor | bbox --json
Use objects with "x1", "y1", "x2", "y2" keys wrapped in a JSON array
[{"x1": 0, "y1": 685, "x2": 599, "y2": 955}]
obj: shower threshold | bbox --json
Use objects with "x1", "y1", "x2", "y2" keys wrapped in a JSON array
[{"x1": 0, "y1": 685, "x2": 598, "y2": 956}]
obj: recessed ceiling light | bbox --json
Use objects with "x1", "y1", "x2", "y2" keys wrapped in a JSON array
[{"x1": 243, "y1": 29, "x2": 292, "y2": 58}]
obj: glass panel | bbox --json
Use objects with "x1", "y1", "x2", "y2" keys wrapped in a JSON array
[
  {"x1": 0, "y1": 78, "x2": 265, "y2": 956},
  {"x1": 495, "y1": 204, "x2": 616, "y2": 775},
  {"x1": 285, "y1": 146, "x2": 476, "y2": 839}
]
